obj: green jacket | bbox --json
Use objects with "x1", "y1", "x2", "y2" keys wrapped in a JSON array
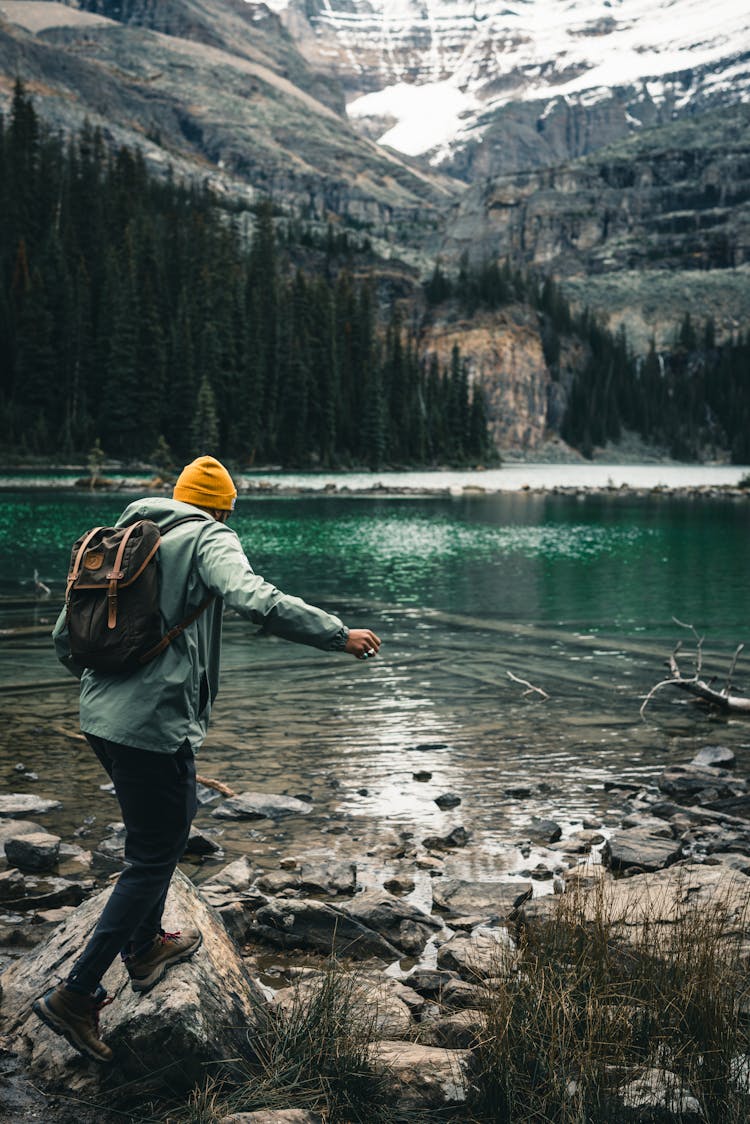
[{"x1": 53, "y1": 497, "x2": 348, "y2": 753}]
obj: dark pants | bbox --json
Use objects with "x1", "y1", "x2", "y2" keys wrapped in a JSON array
[{"x1": 66, "y1": 734, "x2": 197, "y2": 994}]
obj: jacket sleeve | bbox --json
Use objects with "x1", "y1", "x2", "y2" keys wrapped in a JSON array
[{"x1": 195, "y1": 522, "x2": 348, "y2": 651}]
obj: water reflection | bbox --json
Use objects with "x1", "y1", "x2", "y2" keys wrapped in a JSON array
[{"x1": 0, "y1": 490, "x2": 748, "y2": 888}]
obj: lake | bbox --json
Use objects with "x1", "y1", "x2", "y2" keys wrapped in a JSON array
[{"x1": 0, "y1": 475, "x2": 748, "y2": 901}]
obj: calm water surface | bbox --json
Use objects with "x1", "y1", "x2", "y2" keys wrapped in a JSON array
[{"x1": 1, "y1": 484, "x2": 748, "y2": 895}]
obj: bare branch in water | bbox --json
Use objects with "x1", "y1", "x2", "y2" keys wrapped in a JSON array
[
  {"x1": 507, "y1": 670, "x2": 549, "y2": 700},
  {"x1": 641, "y1": 624, "x2": 750, "y2": 718}
]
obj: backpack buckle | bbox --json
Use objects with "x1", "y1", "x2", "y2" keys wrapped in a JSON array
[{"x1": 106, "y1": 570, "x2": 124, "y2": 580}]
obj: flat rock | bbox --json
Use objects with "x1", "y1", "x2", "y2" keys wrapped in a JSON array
[
  {"x1": 405, "y1": 968, "x2": 460, "y2": 998},
  {"x1": 0, "y1": 875, "x2": 93, "y2": 912},
  {"x1": 0, "y1": 869, "x2": 267, "y2": 1100},
  {"x1": 436, "y1": 929, "x2": 517, "y2": 981},
  {"x1": 602, "y1": 829, "x2": 683, "y2": 873},
  {"x1": 421, "y1": 1008, "x2": 484, "y2": 1048},
  {"x1": 0, "y1": 818, "x2": 44, "y2": 847},
  {"x1": 184, "y1": 828, "x2": 222, "y2": 855},
  {"x1": 200, "y1": 856, "x2": 261, "y2": 906},
  {"x1": 0, "y1": 795, "x2": 62, "y2": 817},
  {"x1": 338, "y1": 890, "x2": 442, "y2": 956},
  {"x1": 273, "y1": 975, "x2": 412, "y2": 1038},
  {"x1": 5, "y1": 832, "x2": 61, "y2": 873},
  {"x1": 383, "y1": 872, "x2": 416, "y2": 895},
  {"x1": 252, "y1": 898, "x2": 401, "y2": 960},
  {"x1": 221, "y1": 1113, "x2": 323, "y2": 1124},
  {"x1": 0, "y1": 868, "x2": 26, "y2": 901},
  {"x1": 373, "y1": 1040, "x2": 469, "y2": 1110},
  {"x1": 298, "y1": 860, "x2": 356, "y2": 896},
  {"x1": 691, "y1": 745, "x2": 735, "y2": 770},
  {"x1": 432, "y1": 878, "x2": 532, "y2": 918},
  {"x1": 212, "y1": 792, "x2": 312, "y2": 820},
  {"x1": 658, "y1": 765, "x2": 744, "y2": 804},
  {"x1": 440, "y1": 978, "x2": 486, "y2": 1010}
]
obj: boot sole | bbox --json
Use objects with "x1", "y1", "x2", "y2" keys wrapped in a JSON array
[
  {"x1": 129, "y1": 931, "x2": 203, "y2": 994},
  {"x1": 32, "y1": 996, "x2": 113, "y2": 1064}
]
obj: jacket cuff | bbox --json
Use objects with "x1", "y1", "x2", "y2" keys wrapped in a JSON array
[{"x1": 327, "y1": 625, "x2": 350, "y2": 651}]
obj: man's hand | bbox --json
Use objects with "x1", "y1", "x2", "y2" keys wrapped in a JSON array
[{"x1": 345, "y1": 628, "x2": 381, "y2": 660}]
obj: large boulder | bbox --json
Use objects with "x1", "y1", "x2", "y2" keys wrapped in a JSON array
[
  {"x1": 0, "y1": 869, "x2": 267, "y2": 1101},
  {"x1": 436, "y1": 929, "x2": 517, "y2": 981},
  {"x1": 373, "y1": 1040, "x2": 469, "y2": 1111},
  {"x1": 337, "y1": 891, "x2": 442, "y2": 956},
  {"x1": 251, "y1": 898, "x2": 401, "y2": 960},
  {"x1": 5, "y1": 832, "x2": 61, "y2": 873},
  {"x1": 432, "y1": 878, "x2": 532, "y2": 918},
  {"x1": 273, "y1": 974, "x2": 412, "y2": 1038},
  {"x1": 602, "y1": 829, "x2": 683, "y2": 873},
  {"x1": 658, "y1": 765, "x2": 744, "y2": 805}
]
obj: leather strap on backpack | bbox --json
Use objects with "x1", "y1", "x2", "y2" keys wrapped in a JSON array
[
  {"x1": 66, "y1": 526, "x2": 104, "y2": 602},
  {"x1": 138, "y1": 512, "x2": 216, "y2": 663},
  {"x1": 138, "y1": 594, "x2": 215, "y2": 665},
  {"x1": 106, "y1": 522, "x2": 140, "y2": 629}
]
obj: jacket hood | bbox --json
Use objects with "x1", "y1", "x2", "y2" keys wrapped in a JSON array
[{"x1": 116, "y1": 496, "x2": 215, "y2": 529}]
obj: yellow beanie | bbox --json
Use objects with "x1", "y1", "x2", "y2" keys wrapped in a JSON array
[{"x1": 173, "y1": 455, "x2": 237, "y2": 511}]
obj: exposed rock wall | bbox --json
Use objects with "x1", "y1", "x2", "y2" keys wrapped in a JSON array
[{"x1": 421, "y1": 308, "x2": 557, "y2": 453}]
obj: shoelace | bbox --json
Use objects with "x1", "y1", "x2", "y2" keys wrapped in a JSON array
[{"x1": 160, "y1": 929, "x2": 182, "y2": 944}]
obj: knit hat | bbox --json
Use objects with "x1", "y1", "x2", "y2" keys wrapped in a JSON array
[{"x1": 173, "y1": 455, "x2": 237, "y2": 511}]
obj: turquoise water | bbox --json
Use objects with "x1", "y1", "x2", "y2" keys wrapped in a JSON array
[
  {"x1": 0, "y1": 488, "x2": 748, "y2": 885},
  {"x1": 1, "y1": 490, "x2": 747, "y2": 638}
]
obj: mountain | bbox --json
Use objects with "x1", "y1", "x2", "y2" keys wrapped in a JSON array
[
  {"x1": 439, "y1": 105, "x2": 750, "y2": 351},
  {"x1": 0, "y1": 0, "x2": 456, "y2": 238},
  {"x1": 267, "y1": 0, "x2": 750, "y2": 179}
]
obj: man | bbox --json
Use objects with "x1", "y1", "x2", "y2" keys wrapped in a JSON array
[{"x1": 35, "y1": 454, "x2": 380, "y2": 1063}]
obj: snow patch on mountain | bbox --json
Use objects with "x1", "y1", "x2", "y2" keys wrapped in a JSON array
[{"x1": 329, "y1": 0, "x2": 750, "y2": 159}]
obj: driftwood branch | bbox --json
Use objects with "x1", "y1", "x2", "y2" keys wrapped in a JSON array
[
  {"x1": 640, "y1": 621, "x2": 750, "y2": 718},
  {"x1": 196, "y1": 774, "x2": 236, "y2": 797},
  {"x1": 507, "y1": 670, "x2": 549, "y2": 700}
]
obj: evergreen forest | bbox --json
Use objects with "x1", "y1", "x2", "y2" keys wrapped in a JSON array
[
  {"x1": 0, "y1": 82, "x2": 491, "y2": 469},
  {"x1": 426, "y1": 262, "x2": 750, "y2": 463},
  {"x1": 2, "y1": 80, "x2": 749, "y2": 469}
]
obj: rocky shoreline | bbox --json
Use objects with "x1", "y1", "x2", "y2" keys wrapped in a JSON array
[{"x1": 2, "y1": 743, "x2": 750, "y2": 1120}]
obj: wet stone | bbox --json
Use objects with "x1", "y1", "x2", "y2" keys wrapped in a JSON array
[
  {"x1": 339, "y1": 890, "x2": 442, "y2": 956},
  {"x1": 658, "y1": 765, "x2": 744, "y2": 804},
  {"x1": 436, "y1": 929, "x2": 517, "y2": 981},
  {"x1": 527, "y1": 817, "x2": 562, "y2": 843},
  {"x1": 383, "y1": 873, "x2": 416, "y2": 895},
  {"x1": 252, "y1": 898, "x2": 401, "y2": 960},
  {"x1": 422, "y1": 826, "x2": 470, "y2": 850},
  {"x1": 602, "y1": 829, "x2": 684, "y2": 874},
  {"x1": 413, "y1": 771, "x2": 432, "y2": 781},
  {"x1": 691, "y1": 745, "x2": 735, "y2": 770},
  {"x1": 4, "y1": 832, "x2": 60, "y2": 873},
  {"x1": 0, "y1": 819, "x2": 43, "y2": 849},
  {"x1": 432, "y1": 878, "x2": 532, "y2": 918},
  {"x1": 434, "y1": 793, "x2": 461, "y2": 809},
  {"x1": 406, "y1": 968, "x2": 460, "y2": 998},
  {"x1": 212, "y1": 792, "x2": 313, "y2": 821},
  {"x1": 0, "y1": 794, "x2": 62, "y2": 817},
  {"x1": 184, "y1": 828, "x2": 222, "y2": 856}
]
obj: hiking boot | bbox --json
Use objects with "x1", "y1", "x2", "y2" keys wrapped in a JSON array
[
  {"x1": 33, "y1": 983, "x2": 114, "y2": 1063},
  {"x1": 125, "y1": 927, "x2": 202, "y2": 994}
]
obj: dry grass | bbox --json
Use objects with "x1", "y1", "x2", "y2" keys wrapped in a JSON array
[{"x1": 467, "y1": 875, "x2": 750, "y2": 1123}]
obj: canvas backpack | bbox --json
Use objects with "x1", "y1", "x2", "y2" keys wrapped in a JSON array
[{"x1": 64, "y1": 516, "x2": 213, "y2": 674}]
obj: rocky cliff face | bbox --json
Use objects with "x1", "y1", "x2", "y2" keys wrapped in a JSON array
[
  {"x1": 442, "y1": 108, "x2": 750, "y2": 274},
  {"x1": 440, "y1": 106, "x2": 750, "y2": 352},
  {"x1": 0, "y1": 0, "x2": 456, "y2": 234},
  {"x1": 422, "y1": 307, "x2": 572, "y2": 454}
]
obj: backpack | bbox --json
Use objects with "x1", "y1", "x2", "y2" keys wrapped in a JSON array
[{"x1": 64, "y1": 516, "x2": 213, "y2": 674}]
